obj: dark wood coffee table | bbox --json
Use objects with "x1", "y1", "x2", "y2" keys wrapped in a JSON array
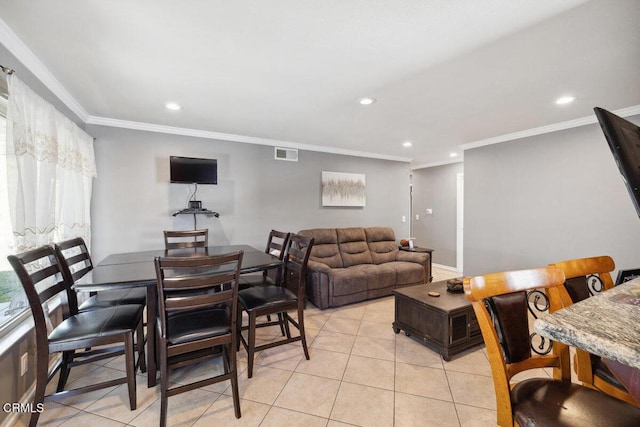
[{"x1": 393, "y1": 280, "x2": 483, "y2": 360}]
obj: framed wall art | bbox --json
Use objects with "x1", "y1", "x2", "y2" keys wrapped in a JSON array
[{"x1": 321, "y1": 171, "x2": 365, "y2": 207}]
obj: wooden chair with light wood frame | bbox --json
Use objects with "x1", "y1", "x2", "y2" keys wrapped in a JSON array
[
  {"x1": 550, "y1": 255, "x2": 638, "y2": 407},
  {"x1": 464, "y1": 266, "x2": 640, "y2": 427}
]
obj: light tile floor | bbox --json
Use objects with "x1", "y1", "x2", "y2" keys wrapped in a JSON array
[{"x1": 25, "y1": 268, "x2": 535, "y2": 426}]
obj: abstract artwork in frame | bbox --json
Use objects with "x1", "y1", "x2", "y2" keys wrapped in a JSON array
[{"x1": 321, "y1": 171, "x2": 366, "y2": 207}]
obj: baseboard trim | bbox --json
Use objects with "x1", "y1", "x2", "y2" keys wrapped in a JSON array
[{"x1": 432, "y1": 263, "x2": 460, "y2": 273}]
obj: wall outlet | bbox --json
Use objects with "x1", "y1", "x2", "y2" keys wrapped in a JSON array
[
  {"x1": 20, "y1": 353, "x2": 28, "y2": 376},
  {"x1": 415, "y1": 214, "x2": 420, "y2": 220},
  {"x1": 401, "y1": 216, "x2": 406, "y2": 223}
]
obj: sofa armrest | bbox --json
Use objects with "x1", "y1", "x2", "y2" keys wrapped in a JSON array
[
  {"x1": 396, "y1": 250, "x2": 430, "y2": 283},
  {"x1": 396, "y1": 250, "x2": 429, "y2": 264},
  {"x1": 304, "y1": 260, "x2": 333, "y2": 309}
]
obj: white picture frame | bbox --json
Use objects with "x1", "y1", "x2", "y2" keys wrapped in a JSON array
[{"x1": 321, "y1": 171, "x2": 366, "y2": 207}]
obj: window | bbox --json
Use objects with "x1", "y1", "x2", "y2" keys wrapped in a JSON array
[
  {"x1": 0, "y1": 74, "x2": 97, "y2": 333},
  {"x1": 0, "y1": 81, "x2": 28, "y2": 331}
]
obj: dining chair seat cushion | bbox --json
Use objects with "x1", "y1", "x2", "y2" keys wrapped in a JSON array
[
  {"x1": 48, "y1": 304, "x2": 145, "y2": 344},
  {"x1": 238, "y1": 286, "x2": 296, "y2": 312},
  {"x1": 166, "y1": 307, "x2": 231, "y2": 346},
  {"x1": 511, "y1": 378, "x2": 640, "y2": 426},
  {"x1": 79, "y1": 288, "x2": 147, "y2": 311}
]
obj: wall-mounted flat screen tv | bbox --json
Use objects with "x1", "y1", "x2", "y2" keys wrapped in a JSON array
[
  {"x1": 594, "y1": 107, "x2": 640, "y2": 218},
  {"x1": 170, "y1": 156, "x2": 218, "y2": 184}
]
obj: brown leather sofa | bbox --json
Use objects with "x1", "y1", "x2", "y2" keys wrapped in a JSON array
[{"x1": 298, "y1": 227, "x2": 430, "y2": 309}]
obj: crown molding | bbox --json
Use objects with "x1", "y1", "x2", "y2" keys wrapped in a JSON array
[
  {"x1": 460, "y1": 105, "x2": 640, "y2": 152},
  {"x1": 0, "y1": 17, "x2": 90, "y2": 122},
  {"x1": 3, "y1": 14, "x2": 637, "y2": 167},
  {"x1": 411, "y1": 157, "x2": 464, "y2": 171},
  {"x1": 86, "y1": 115, "x2": 413, "y2": 163}
]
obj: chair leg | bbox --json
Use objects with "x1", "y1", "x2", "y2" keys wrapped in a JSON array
[
  {"x1": 136, "y1": 321, "x2": 147, "y2": 373},
  {"x1": 228, "y1": 342, "x2": 241, "y2": 419},
  {"x1": 298, "y1": 306, "x2": 310, "y2": 360},
  {"x1": 247, "y1": 313, "x2": 257, "y2": 378},
  {"x1": 159, "y1": 343, "x2": 169, "y2": 427},
  {"x1": 236, "y1": 308, "x2": 243, "y2": 352},
  {"x1": 124, "y1": 332, "x2": 137, "y2": 410},
  {"x1": 56, "y1": 351, "x2": 74, "y2": 392},
  {"x1": 281, "y1": 312, "x2": 292, "y2": 338},
  {"x1": 29, "y1": 352, "x2": 49, "y2": 427}
]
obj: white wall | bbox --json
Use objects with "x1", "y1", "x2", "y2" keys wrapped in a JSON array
[
  {"x1": 464, "y1": 115, "x2": 640, "y2": 277},
  {"x1": 87, "y1": 125, "x2": 412, "y2": 262}
]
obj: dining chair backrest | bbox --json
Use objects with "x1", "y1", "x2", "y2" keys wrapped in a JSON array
[
  {"x1": 264, "y1": 229, "x2": 290, "y2": 283},
  {"x1": 154, "y1": 251, "x2": 243, "y2": 341},
  {"x1": 282, "y1": 233, "x2": 314, "y2": 298},
  {"x1": 163, "y1": 229, "x2": 209, "y2": 250},
  {"x1": 54, "y1": 237, "x2": 94, "y2": 284},
  {"x1": 265, "y1": 230, "x2": 290, "y2": 258},
  {"x1": 550, "y1": 255, "x2": 615, "y2": 303},
  {"x1": 8, "y1": 245, "x2": 79, "y2": 326}
]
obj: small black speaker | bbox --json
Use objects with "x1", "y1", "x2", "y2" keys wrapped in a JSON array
[{"x1": 188, "y1": 200, "x2": 202, "y2": 210}]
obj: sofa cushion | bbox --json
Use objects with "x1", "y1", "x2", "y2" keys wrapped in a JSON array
[
  {"x1": 365, "y1": 227, "x2": 399, "y2": 264},
  {"x1": 360, "y1": 264, "x2": 397, "y2": 290},
  {"x1": 388, "y1": 261, "x2": 425, "y2": 285},
  {"x1": 299, "y1": 228, "x2": 344, "y2": 268},
  {"x1": 327, "y1": 267, "x2": 368, "y2": 297},
  {"x1": 337, "y1": 227, "x2": 372, "y2": 267}
]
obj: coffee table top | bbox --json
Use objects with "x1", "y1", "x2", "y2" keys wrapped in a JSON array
[{"x1": 393, "y1": 279, "x2": 470, "y2": 312}]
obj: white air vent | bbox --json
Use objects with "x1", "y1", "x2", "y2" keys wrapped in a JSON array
[{"x1": 274, "y1": 147, "x2": 298, "y2": 162}]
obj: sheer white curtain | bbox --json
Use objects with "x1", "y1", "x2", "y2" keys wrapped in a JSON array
[{"x1": 4, "y1": 75, "x2": 96, "y2": 254}]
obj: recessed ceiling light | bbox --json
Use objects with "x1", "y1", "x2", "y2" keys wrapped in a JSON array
[
  {"x1": 403, "y1": 141, "x2": 412, "y2": 147},
  {"x1": 358, "y1": 97, "x2": 376, "y2": 106},
  {"x1": 165, "y1": 102, "x2": 181, "y2": 111},
  {"x1": 449, "y1": 152, "x2": 458, "y2": 158},
  {"x1": 555, "y1": 96, "x2": 577, "y2": 105}
]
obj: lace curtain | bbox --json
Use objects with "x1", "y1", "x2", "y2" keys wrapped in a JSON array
[{"x1": 4, "y1": 75, "x2": 96, "y2": 253}]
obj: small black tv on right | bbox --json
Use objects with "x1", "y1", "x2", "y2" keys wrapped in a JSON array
[{"x1": 594, "y1": 107, "x2": 640, "y2": 218}]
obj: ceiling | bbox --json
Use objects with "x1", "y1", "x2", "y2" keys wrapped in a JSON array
[{"x1": 1, "y1": 0, "x2": 639, "y2": 168}]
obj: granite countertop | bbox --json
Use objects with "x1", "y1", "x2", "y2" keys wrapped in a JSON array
[{"x1": 534, "y1": 277, "x2": 640, "y2": 369}]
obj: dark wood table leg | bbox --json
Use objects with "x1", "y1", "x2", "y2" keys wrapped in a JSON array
[{"x1": 146, "y1": 285, "x2": 157, "y2": 387}]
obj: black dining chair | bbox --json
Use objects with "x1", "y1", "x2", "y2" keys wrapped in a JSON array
[
  {"x1": 163, "y1": 229, "x2": 208, "y2": 250},
  {"x1": 237, "y1": 233, "x2": 314, "y2": 378},
  {"x1": 464, "y1": 266, "x2": 640, "y2": 426},
  {"x1": 54, "y1": 237, "x2": 147, "y2": 311},
  {"x1": 154, "y1": 251, "x2": 243, "y2": 427},
  {"x1": 8, "y1": 246, "x2": 145, "y2": 427}
]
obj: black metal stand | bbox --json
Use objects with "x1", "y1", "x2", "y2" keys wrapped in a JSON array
[{"x1": 172, "y1": 208, "x2": 220, "y2": 230}]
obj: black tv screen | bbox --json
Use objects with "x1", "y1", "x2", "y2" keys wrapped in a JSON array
[
  {"x1": 170, "y1": 156, "x2": 218, "y2": 184},
  {"x1": 594, "y1": 107, "x2": 640, "y2": 218}
]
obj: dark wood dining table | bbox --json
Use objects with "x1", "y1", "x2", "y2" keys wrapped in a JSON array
[
  {"x1": 534, "y1": 277, "x2": 640, "y2": 404},
  {"x1": 73, "y1": 244, "x2": 282, "y2": 387}
]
